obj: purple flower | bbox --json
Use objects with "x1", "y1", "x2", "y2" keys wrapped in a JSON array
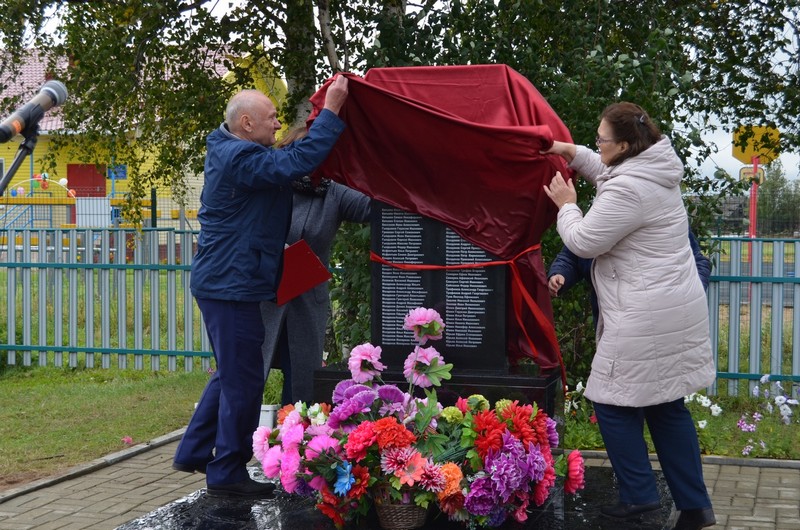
[
  {"x1": 525, "y1": 443, "x2": 546, "y2": 483},
  {"x1": 545, "y1": 416, "x2": 559, "y2": 448},
  {"x1": 293, "y1": 478, "x2": 315, "y2": 497},
  {"x1": 377, "y1": 384, "x2": 405, "y2": 404},
  {"x1": 375, "y1": 383, "x2": 406, "y2": 419},
  {"x1": 464, "y1": 476, "x2": 497, "y2": 516},
  {"x1": 343, "y1": 384, "x2": 374, "y2": 400},
  {"x1": 328, "y1": 395, "x2": 370, "y2": 429},
  {"x1": 332, "y1": 379, "x2": 358, "y2": 405},
  {"x1": 485, "y1": 433, "x2": 528, "y2": 502},
  {"x1": 486, "y1": 507, "x2": 508, "y2": 527}
]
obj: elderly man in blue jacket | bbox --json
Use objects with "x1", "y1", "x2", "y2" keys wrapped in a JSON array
[{"x1": 173, "y1": 76, "x2": 349, "y2": 499}]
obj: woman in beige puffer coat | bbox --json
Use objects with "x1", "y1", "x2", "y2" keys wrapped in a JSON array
[{"x1": 543, "y1": 102, "x2": 715, "y2": 530}]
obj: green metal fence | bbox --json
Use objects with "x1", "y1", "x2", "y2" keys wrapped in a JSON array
[
  {"x1": 0, "y1": 227, "x2": 211, "y2": 372},
  {"x1": 2, "y1": 229, "x2": 799, "y2": 396},
  {"x1": 708, "y1": 237, "x2": 800, "y2": 395}
]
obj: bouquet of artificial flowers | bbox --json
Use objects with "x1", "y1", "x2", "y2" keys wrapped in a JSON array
[{"x1": 252, "y1": 307, "x2": 585, "y2": 528}]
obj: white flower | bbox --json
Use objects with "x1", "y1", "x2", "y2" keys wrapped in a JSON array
[
  {"x1": 697, "y1": 395, "x2": 712, "y2": 408},
  {"x1": 775, "y1": 395, "x2": 787, "y2": 407},
  {"x1": 752, "y1": 385, "x2": 760, "y2": 398},
  {"x1": 760, "y1": 374, "x2": 770, "y2": 384},
  {"x1": 307, "y1": 403, "x2": 328, "y2": 426},
  {"x1": 787, "y1": 399, "x2": 799, "y2": 406},
  {"x1": 697, "y1": 420, "x2": 707, "y2": 429},
  {"x1": 576, "y1": 381, "x2": 584, "y2": 393},
  {"x1": 710, "y1": 404, "x2": 723, "y2": 416},
  {"x1": 779, "y1": 404, "x2": 792, "y2": 418},
  {"x1": 685, "y1": 393, "x2": 696, "y2": 403}
]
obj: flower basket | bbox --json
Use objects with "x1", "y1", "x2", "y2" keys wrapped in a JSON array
[{"x1": 375, "y1": 502, "x2": 428, "y2": 530}]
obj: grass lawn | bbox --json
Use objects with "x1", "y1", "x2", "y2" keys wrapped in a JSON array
[{"x1": 0, "y1": 366, "x2": 209, "y2": 491}]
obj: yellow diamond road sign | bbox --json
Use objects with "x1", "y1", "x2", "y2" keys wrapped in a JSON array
[{"x1": 732, "y1": 126, "x2": 780, "y2": 165}]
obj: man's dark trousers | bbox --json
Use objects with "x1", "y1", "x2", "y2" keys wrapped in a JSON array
[{"x1": 174, "y1": 298, "x2": 266, "y2": 486}]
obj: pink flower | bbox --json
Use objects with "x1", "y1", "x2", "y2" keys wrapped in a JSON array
[
  {"x1": 261, "y1": 445, "x2": 282, "y2": 478},
  {"x1": 403, "y1": 346, "x2": 444, "y2": 388},
  {"x1": 306, "y1": 434, "x2": 341, "y2": 460},
  {"x1": 418, "y1": 461, "x2": 446, "y2": 493},
  {"x1": 308, "y1": 474, "x2": 327, "y2": 491},
  {"x1": 347, "y1": 343, "x2": 387, "y2": 383},
  {"x1": 380, "y1": 446, "x2": 426, "y2": 487},
  {"x1": 564, "y1": 450, "x2": 586, "y2": 494},
  {"x1": 121, "y1": 436, "x2": 133, "y2": 445},
  {"x1": 280, "y1": 423, "x2": 305, "y2": 450},
  {"x1": 252, "y1": 426, "x2": 272, "y2": 461},
  {"x1": 403, "y1": 307, "x2": 445, "y2": 344},
  {"x1": 512, "y1": 491, "x2": 531, "y2": 522},
  {"x1": 280, "y1": 447, "x2": 301, "y2": 493},
  {"x1": 282, "y1": 409, "x2": 303, "y2": 430}
]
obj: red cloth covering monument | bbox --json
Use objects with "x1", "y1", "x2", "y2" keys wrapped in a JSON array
[{"x1": 308, "y1": 64, "x2": 574, "y2": 376}]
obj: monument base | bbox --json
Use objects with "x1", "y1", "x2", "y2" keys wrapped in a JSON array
[
  {"x1": 116, "y1": 466, "x2": 675, "y2": 529},
  {"x1": 313, "y1": 363, "x2": 561, "y2": 419}
]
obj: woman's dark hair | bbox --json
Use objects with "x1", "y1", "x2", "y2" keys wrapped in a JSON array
[{"x1": 600, "y1": 102, "x2": 662, "y2": 166}]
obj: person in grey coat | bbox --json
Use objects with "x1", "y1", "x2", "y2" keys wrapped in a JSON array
[
  {"x1": 261, "y1": 127, "x2": 371, "y2": 406},
  {"x1": 543, "y1": 102, "x2": 715, "y2": 530}
]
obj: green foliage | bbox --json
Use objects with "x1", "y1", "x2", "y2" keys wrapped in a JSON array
[
  {"x1": 562, "y1": 383, "x2": 604, "y2": 450},
  {"x1": 3, "y1": 0, "x2": 798, "y2": 371},
  {"x1": 328, "y1": 222, "x2": 371, "y2": 361}
]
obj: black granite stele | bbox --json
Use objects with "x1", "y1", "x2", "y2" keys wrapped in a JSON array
[
  {"x1": 370, "y1": 202, "x2": 508, "y2": 373},
  {"x1": 117, "y1": 465, "x2": 675, "y2": 530}
]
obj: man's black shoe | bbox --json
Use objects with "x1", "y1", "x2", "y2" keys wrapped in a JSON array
[
  {"x1": 172, "y1": 461, "x2": 207, "y2": 474},
  {"x1": 672, "y1": 507, "x2": 716, "y2": 529},
  {"x1": 601, "y1": 501, "x2": 661, "y2": 519},
  {"x1": 206, "y1": 478, "x2": 276, "y2": 499}
]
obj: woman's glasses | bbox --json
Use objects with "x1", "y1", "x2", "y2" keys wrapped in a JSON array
[{"x1": 595, "y1": 135, "x2": 616, "y2": 145}]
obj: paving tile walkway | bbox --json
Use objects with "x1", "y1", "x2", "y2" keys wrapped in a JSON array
[{"x1": 0, "y1": 428, "x2": 798, "y2": 529}]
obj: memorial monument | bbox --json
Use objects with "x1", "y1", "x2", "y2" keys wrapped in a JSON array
[
  {"x1": 313, "y1": 201, "x2": 561, "y2": 417},
  {"x1": 309, "y1": 64, "x2": 581, "y2": 416}
]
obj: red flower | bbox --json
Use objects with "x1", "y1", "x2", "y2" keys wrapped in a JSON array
[
  {"x1": 317, "y1": 485, "x2": 346, "y2": 527},
  {"x1": 347, "y1": 465, "x2": 371, "y2": 500},
  {"x1": 589, "y1": 414, "x2": 597, "y2": 424},
  {"x1": 530, "y1": 409, "x2": 550, "y2": 447},
  {"x1": 373, "y1": 417, "x2": 416, "y2": 450},
  {"x1": 344, "y1": 421, "x2": 376, "y2": 461},
  {"x1": 532, "y1": 464, "x2": 556, "y2": 506},
  {"x1": 472, "y1": 410, "x2": 506, "y2": 461},
  {"x1": 499, "y1": 401, "x2": 536, "y2": 446},
  {"x1": 455, "y1": 397, "x2": 469, "y2": 414},
  {"x1": 564, "y1": 450, "x2": 586, "y2": 494}
]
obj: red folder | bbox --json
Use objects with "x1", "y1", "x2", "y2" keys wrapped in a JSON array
[{"x1": 276, "y1": 239, "x2": 332, "y2": 305}]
